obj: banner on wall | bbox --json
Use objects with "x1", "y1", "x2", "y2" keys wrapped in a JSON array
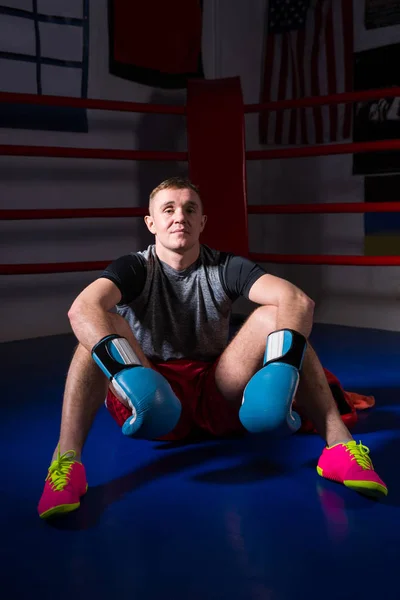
[
  {"x1": 365, "y1": 0, "x2": 400, "y2": 30},
  {"x1": 0, "y1": 2, "x2": 89, "y2": 132},
  {"x1": 353, "y1": 43, "x2": 400, "y2": 175},
  {"x1": 108, "y1": 0, "x2": 204, "y2": 89},
  {"x1": 364, "y1": 175, "x2": 400, "y2": 256},
  {"x1": 259, "y1": 0, "x2": 353, "y2": 145}
]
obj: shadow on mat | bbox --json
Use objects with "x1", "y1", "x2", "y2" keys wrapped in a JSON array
[
  {"x1": 45, "y1": 437, "x2": 290, "y2": 531},
  {"x1": 191, "y1": 458, "x2": 283, "y2": 484},
  {"x1": 351, "y1": 407, "x2": 400, "y2": 435},
  {"x1": 44, "y1": 400, "x2": 400, "y2": 530}
]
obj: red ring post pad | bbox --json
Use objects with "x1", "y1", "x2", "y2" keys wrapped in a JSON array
[{"x1": 186, "y1": 77, "x2": 249, "y2": 257}]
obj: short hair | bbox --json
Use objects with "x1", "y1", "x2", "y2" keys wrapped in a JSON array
[{"x1": 148, "y1": 177, "x2": 202, "y2": 213}]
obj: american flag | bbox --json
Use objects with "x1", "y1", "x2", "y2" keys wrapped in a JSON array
[{"x1": 259, "y1": 0, "x2": 353, "y2": 145}]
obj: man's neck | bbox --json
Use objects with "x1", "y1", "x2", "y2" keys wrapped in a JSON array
[{"x1": 155, "y1": 242, "x2": 200, "y2": 271}]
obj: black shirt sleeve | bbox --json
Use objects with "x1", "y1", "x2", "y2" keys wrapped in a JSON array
[
  {"x1": 100, "y1": 253, "x2": 147, "y2": 305},
  {"x1": 219, "y1": 253, "x2": 267, "y2": 301}
]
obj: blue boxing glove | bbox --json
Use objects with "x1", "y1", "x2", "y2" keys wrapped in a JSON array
[
  {"x1": 92, "y1": 334, "x2": 181, "y2": 439},
  {"x1": 239, "y1": 329, "x2": 307, "y2": 435}
]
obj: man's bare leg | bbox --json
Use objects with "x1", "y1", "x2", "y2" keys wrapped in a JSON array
[
  {"x1": 53, "y1": 344, "x2": 108, "y2": 462},
  {"x1": 214, "y1": 306, "x2": 352, "y2": 447},
  {"x1": 294, "y1": 345, "x2": 352, "y2": 445},
  {"x1": 53, "y1": 313, "x2": 151, "y2": 462}
]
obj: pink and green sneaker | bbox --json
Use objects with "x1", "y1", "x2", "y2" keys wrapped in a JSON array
[
  {"x1": 317, "y1": 440, "x2": 387, "y2": 498},
  {"x1": 38, "y1": 449, "x2": 88, "y2": 519}
]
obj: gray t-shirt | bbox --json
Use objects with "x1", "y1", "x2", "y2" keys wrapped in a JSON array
[{"x1": 101, "y1": 244, "x2": 266, "y2": 362}]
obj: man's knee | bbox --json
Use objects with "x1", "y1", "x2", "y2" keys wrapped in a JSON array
[
  {"x1": 72, "y1": 342, "x2": 91, "y2": 361},
  {"x1": 71, "y1": 342, "x2": 106, "y2": 380},
  {"x1": 248, "y1": 305, "x2": 278, "y2": 335}
]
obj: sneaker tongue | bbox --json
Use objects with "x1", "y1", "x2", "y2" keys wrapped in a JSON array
[
  {"x1": 346, "y1": 440, "x2": 356, "y2": 448},
  {"x1": 60, "y1": 450, "x2": 76, "y2": 461}
]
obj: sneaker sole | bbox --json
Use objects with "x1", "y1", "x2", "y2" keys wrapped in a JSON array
[
  {"x1": 39, "y1": 484, "x2": 88, "y2": 519},
  {"x1": 39, "y1": 502, "x2": 81, "y2": 519},
  {"x1": 316, "y1": 467, "x2": 388, "y2": 498},
  {"x1": 344, "y1": 480, "x2": 388, "y2": 498}
]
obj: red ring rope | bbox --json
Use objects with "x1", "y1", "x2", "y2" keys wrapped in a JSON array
[
  {"x1": 247, "y1": 202, "x2": 400, "y2": 215},
  {"x1": 0, "y1": 139, "x2": 398, "y2": 162},
  {"x1": 249, "y1": 254, "x2": 400, "y2": 266},
  {"x1": 246, "y1": 139, "x2": 400, "y2": 161},
  {"x1": 2, "y1": 254, "x2": 400, "y2": 275},
  {"x1": 0, "y1": 208, "x2": 148, "y2": 220},
  {"x1": 2, "y1": 86, "x2": 400, "y2": 274},
  {"x1": 0, "y1": 262, "x2": 108, "y2": 275},
  {"x1": 245, "y1": 86, "x2": 400, "y2": 113},
  {"x1": 0, "y1": 145, "x2": 187, "y2": 161},
  {"x1": 1, "y1": 87, "x2": 398, "y2": 114},
  {"x1": 0, "y1": 91, "x2": 185, "y2": 114},
  {"x1": 2, "y1": 202, "x2": 400, "y2": 220}
]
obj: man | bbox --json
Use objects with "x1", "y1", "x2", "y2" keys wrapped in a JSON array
[{"x1": 38, "y1": 177, "x2": 387, "y2": 519}]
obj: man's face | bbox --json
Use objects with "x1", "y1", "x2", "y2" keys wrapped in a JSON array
[{"x1": 145, "y1": 187, "x2": 207, "y2": 252}]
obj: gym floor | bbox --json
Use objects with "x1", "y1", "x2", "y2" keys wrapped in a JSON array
[{"x1": 1, "y1": 322, "x2": 399, "y2": 600}]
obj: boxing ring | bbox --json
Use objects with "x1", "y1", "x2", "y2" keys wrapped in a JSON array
[{"x1": 1, "y1": 80, "x2": 400, "y2": 600}]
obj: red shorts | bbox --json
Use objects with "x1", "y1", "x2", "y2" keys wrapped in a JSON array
[
  {"x1": 105, "y1": 361, "x2": 359, "y2": 441},
  {"x1": 105, "y1": 358, "x2": 245, "y2": 441}
]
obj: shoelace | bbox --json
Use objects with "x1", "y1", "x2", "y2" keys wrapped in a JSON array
[
  {"x1": 345, "y1": 441, "x2": 373, "y2": 470},
  {"x1": 46, "y1": 449, "x2": 77, "y2": 491}
]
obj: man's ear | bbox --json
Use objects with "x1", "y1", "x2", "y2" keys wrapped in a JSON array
[
  {"x1": 200, "y1": 214, "x2": 207, "y2": 232},
  {"x1": 144, "y1": 215, "x2": 156, "y2": 235}
]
